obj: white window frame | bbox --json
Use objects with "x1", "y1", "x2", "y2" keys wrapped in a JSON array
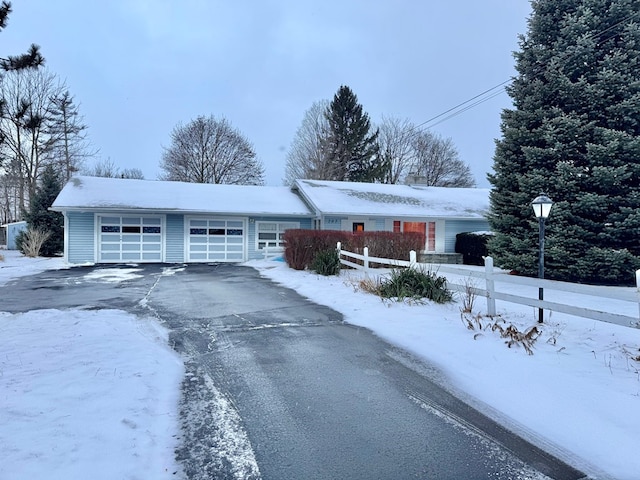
[{"x1": 255, "y1": 221, "x2": 300, "y2": 252}]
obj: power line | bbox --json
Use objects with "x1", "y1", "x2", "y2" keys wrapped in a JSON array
[{"x1": 410, "y1": 8, "x2": 640, "y2": 135}]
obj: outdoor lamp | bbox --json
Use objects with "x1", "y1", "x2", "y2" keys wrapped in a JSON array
[
  {"x1": 531, "y1": 194, "x2": 553, "y2": 219},
  {"x1": 531, "y1": 193, "x2": 553, "y2": 323}
]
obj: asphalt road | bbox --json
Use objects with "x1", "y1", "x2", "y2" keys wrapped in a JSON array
[{"x1": 4, "y1": 263, "x2": 588, "y2": 480}]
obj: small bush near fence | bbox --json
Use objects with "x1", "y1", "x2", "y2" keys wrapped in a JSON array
[
  {"x1": 283, "y1": 229, "x2": 425, "y2": 271},
  {"x1": 375, "y1": 267, "x2": 452, "y2": 303},
  {"x1": 311, "y1": 249, "x2": 341, "y2": 276},
  {"x1": 455, "y1": 232, "x2": 492, "y2": 266}
]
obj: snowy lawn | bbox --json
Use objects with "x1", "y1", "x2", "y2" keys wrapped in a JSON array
[
  {"x1": 2, "y1": 248, "x2": 639, "y2": 479},
  {"x1": 250, "y1": 259, "x2": 640, "y2": 480},
  {"x1": 0, "y1": 250, "x2": 184, "y2": 479}
]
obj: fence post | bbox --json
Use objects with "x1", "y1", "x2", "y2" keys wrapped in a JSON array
[
  {"x1": 410, "y1": 250, "x2": 417, "y2": 267},
  {"x1": 363, "y1": 246, "x2": 369, "y2": 273},
  {"x1": 485, "y1": 256, "x2": 496, "y2": 317},
  {"x1": 337, "y1": 241, "x2": 341, "y2": 252}
]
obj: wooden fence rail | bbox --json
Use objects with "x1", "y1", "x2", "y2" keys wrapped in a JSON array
[{"x1": 337, "y1": 243, "x2": 640, "y2": 329}]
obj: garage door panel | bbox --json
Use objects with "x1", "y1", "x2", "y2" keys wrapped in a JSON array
[
  {"x1": 187, "y1": 218, "x2": 246, "y2": 262},
  {"x1": 98, "y1": 216, "x2": 163, "y2": 263}
]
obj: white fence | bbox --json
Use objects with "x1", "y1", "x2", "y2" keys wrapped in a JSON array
[{"x1": 337, "y1": 243, "x2": 640, "y2": 329}]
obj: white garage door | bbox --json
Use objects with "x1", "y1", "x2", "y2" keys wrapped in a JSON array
[
  {"x1": 187, "y1": 218, "x2": 245, "y2": 262},
  {"x1": 98, "y1": 216, "x2": 163, "y2": 262}
]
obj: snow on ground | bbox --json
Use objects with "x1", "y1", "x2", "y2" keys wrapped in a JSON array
[
  {"x1": 250, "y1": 259, "x2": 640, "y2": 480},
  {"x1": 0, "y1": 251, "x2": 184, "y2": 480},
  {"x1": 0, "y1": 249, "x2": 67, "y2": 286},
  {"x1": 2, "y1": 248, "x2": 639, "y2": 479}
]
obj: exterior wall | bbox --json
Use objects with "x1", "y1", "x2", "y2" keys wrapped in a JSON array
[
  {"x1": 165, "y1": 214, "x2": 185, "y2": 263},
  {"x1": 66, "y1": 212, "x2": 95, "y2": 263},
  {"x1": 444, "y1": 219, "x2": 491, "y2": 253},
  {"x1": 322, "y1": 216, "x2": 344, "y2": 230}
]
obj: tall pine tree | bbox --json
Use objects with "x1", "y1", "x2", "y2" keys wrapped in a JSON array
[
  {"x1": 324, "y1": 85, "x2": 386, "y2": 182},
  {"x1": 488, "y1": 0, "x2": 640, "y2": 285},
  {"x1": 21, "y1": 164, "x2": 63, "y2": 256}
]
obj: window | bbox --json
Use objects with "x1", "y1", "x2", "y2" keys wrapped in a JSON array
[
  {"x1": 394, "y1": 220, "x2": 436, "y2": 251},
  {"x1": 427, "y1": 221, "x2": 436, "y2": 251},
  {"x1": 256, "y1": 222, "x2": 299, "y2": 250},
  {"x1": 352, "y1": 222, "x2": 365, "y2": 232}
]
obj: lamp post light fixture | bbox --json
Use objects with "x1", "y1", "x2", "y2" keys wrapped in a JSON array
[{"x1": 531, "y1": 194, "x2": 554, "y2": 323}]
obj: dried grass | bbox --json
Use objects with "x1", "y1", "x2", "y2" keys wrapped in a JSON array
[{"x1": 461, "y1": 313, "x2": 541, "y2": 355}]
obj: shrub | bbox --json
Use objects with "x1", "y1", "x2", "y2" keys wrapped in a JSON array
[
  {"x1": 283, "y1": 229, "x2": 425, "y2": 270},
  {"x1": 455, "y1": 232, "x2": 492, "y2": 266},
  {"x1": 0, "y1": 252, "x2": 4, "y2": 262},
  {"x1": 19, "y1": 227, "x2": 52, "y2": 258},
  {"x1": 284, "y1": 230, "x2": 349, "y2": 270},
  {"x1": 377, "y1": 267, "x2": 452, "y2": 303},
  {"x1": 311, "y1": 249, "x2": 341, "y2": 276}
]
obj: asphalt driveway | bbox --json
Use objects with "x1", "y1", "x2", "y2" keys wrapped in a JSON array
[{"x1": 4, "y1": 264, "x2": 586, "y2": 480}]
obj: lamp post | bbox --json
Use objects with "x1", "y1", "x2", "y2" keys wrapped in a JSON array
[{"x1": 531, "y1": 194, "x2": 553, "y2": 323}]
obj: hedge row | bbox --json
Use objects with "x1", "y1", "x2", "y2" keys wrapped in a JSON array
[{"x1": 283, "y1": 229, "x2": 425, "y2": 270}]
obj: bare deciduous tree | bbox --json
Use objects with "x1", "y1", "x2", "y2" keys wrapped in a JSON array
[
  {"x1": 283, "y1": 100, "x2": 330, "y2": 185},
  {"x1": 409, "y1": 132, "x2": 475, "y2": 187},
  {"x1": 377, "y1": 116, "x2": 416, "y2": 184},
  {"x1": 0, "y1": 68, "x2": 64, "y2": 212},
  {"x1": 160, "y1": 115, "x2": 264, "y2": 185},
  {"x1": 83, "y1": 158, "x2": 120, "y2": 178}
]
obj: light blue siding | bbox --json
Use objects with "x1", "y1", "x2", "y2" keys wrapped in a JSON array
[
  {"x1": 373, "y1": 218, "x2": 385, "y2": 230},
  {"x1": 444, "y1": 219, "x2": 490, "y2": 253},
  {"x1": 323, "y1": 216, "x2": 344, "y2": 229},
  {"x1": 67, "y1": 212, "x2": 95, "y2": 263},
  {"x1": 165, "y1": 214, "x2": 184, "y2": 262}
]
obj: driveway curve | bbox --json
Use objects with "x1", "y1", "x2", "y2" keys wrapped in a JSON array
[{"x1": 4, "y1": 264, "x2": 586, "y2": 480}]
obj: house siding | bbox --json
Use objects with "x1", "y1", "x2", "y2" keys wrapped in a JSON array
[
  {"x1": 444, "y1": 219, "x2": 490, "y2": 253},
  {"x1": 165, "y1": 214, "x2": 185, "y2": 263},
  {"x1": 67, "y1": 212, "x2": 95, "y2": 263}
]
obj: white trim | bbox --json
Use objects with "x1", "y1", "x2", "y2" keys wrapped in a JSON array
[{"x1": 63, "y1": 212, "x2": 69, "y2": 263}]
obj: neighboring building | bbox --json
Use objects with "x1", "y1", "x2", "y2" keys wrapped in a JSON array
[
  {"x1": 51, "y1": 176, "x2": 490, "y2": 265},
  {"x1": 292, "y1": 179, "x2": 490, "y2": 258},
  {"x1": 1, "y1": 221, "x2": 28, "y2": 250}
]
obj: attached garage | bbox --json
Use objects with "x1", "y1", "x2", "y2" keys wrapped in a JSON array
[
  {"x1": 186, "y1": 217, "x2": 246, "y2": 262},
  {"x1": 98, "y1": 215, "x2": 163, "y2": 262}
]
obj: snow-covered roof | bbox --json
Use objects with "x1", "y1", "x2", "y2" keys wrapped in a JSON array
[
  {"x1": 52, "y1": 176, "x2": 313, "y2": 217},
  {"x1": 294, "y1": 179, "x2": 489, "y2": 219}
]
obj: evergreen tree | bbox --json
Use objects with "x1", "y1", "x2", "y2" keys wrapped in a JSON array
[
  {"x1": 0, "y1": 2, "x2": 44, "y2": 71},
  {"x1": 488, "y1": 0, "x2": 640, "y2": 285},
  {"x1": 21, "y1": 164, "x2": 63, "y2": 256},
  {"x1": 324, "y1": 85, "x2": 386, "y2": 182}
]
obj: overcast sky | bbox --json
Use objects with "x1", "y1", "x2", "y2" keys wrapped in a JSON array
[{"x1": 3, "y1": 1, "x2": 532, "y2": 187}]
